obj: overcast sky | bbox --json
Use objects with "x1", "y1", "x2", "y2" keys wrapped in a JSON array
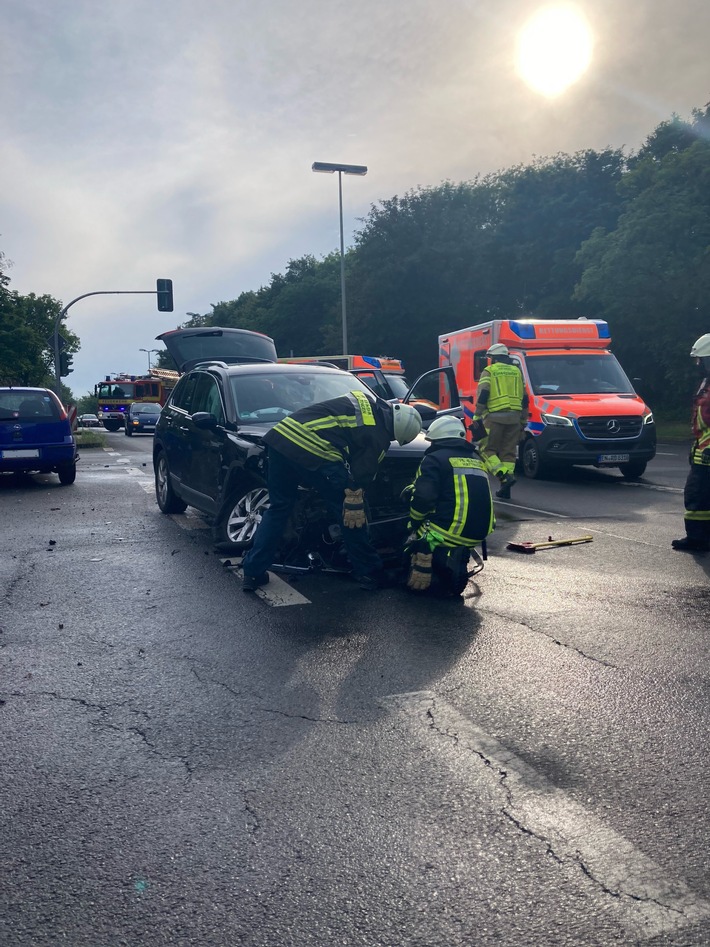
[{"x1": 2, "y1": 0, "x2": 708, "y2": 396}]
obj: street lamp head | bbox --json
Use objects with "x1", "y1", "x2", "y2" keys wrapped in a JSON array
[{"x1": 312, "y1": 161, "x2": 367, "y2": 176}]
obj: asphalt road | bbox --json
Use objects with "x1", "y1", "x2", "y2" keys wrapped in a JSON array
[{"x1": 1, "y1": 433, "x2": 709, "y2": 947}]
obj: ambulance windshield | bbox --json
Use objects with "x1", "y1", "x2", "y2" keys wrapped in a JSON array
[{"x1": 525, "y1": 354, "x2": 635, "y2": 396}]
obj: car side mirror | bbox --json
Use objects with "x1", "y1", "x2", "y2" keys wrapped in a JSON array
[{"x1": 192, "y1": 412, "x2": 218, "y2": 429}]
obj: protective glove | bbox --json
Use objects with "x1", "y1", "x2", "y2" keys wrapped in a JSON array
[
  {"x1": 342, "y1": 488, "x2": 367, "y2": 528},
  {"x1": 407, "y1": 552, "x2": 433, "y2": 591},
  {"x1": 399, "y1": 483, "x2": 415, "y2": 502},
  {"x1": 469, "y1": 418, "x2": 488, "y2": 442}
]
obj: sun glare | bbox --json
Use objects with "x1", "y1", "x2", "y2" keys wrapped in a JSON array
[{"x1": 516, "y1": 6, "x2": 593, "y2": 98}]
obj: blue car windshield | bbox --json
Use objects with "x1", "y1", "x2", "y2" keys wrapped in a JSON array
[{"x1": 230, "y1": 371, "x2": 376, "y2": 424}]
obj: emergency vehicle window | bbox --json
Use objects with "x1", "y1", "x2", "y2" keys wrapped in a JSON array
[
  {"x1": 526, "y1": 355, "x2": 635, "y2": 395},
  {"x1": 474, "y1": 352, "x2": 488, "y2": 380}
]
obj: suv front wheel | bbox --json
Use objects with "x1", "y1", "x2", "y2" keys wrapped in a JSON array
[{"x1": 214, "y1": 482, "x2": 270, "y2": 549}]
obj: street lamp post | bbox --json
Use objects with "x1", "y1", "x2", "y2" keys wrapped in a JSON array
[
  {"x1": 139, "y1": 348, "x2": 160, "y2": 371},
  {"x1": 312, "y1": 161, "x2": 367, "y2": 355}
]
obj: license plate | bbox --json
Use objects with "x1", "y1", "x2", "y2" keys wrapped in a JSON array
[
  {"x1": 1, "y1": 449, "x2": 40, "y2": 458},
  {"x1": 598, "y1": 453, "x2": 629, "y2": 464}
]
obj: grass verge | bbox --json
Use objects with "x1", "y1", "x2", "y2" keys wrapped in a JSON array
[{"x1": 75, "y1": 429, "x2": 107, "y2": 449}]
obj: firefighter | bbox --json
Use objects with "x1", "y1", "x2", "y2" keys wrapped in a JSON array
[
  {"x1": 404, "y1": 415, "x2": 494, "y2": 596},
  {"x1": 473, "y1": 343, "x2": 529, "y2": 500},
  {"x1": 241, "y1": 391, "x2": 423, "y2": 590},
  {"x1": 672, "y1": 334, "x2": 710, "y2": 553}
]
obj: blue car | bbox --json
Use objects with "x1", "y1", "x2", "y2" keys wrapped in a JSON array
[
  {"x1": 0, "y1": 387, "x2": 78, "y2": 484},
  {"x1": 125, "y1": 401, "x2": 162, "y2": 436}
]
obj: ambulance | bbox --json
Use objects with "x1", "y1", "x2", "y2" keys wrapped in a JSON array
[{"x1": 438, "y1": 318, "x2": 656, "y2": 479}]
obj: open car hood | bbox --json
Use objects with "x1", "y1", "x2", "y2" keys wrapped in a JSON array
[{"x1": 156, "y1": 326, "x2": 277, "y2": 373}]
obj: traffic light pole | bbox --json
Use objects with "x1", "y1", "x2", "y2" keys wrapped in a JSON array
[{"x1": 52, "y1": 282, "x2": 172, "y2": 394}]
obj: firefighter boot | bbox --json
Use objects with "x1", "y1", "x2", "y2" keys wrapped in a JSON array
[
  {"x1": 671, "y1": 536, "x2": 710, "y2": 552},
  {"x1": 495, "y1": 473, "x2": 516, "y2": 500}
]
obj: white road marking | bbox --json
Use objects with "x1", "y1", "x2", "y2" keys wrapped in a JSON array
[
  {"x1": 385, "y1": 691, "x2": 710, "y2": 941},
  {"x1": 619, "y1": 481, "x2": 683, "y2": 493},
  {"x1": 219, "y1": 558, "x2": 311, "y2": 606},
  {"x1": 495, "y1": 500, "x2": 569, "y2": 517}
]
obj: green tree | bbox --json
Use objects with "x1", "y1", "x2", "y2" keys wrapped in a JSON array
[
  {"x1": 575, "y1": 106, "x2": 710, "y2": 409},
  {"x1": 0, "y1": 248, "x2": 79, "y2": 389}
]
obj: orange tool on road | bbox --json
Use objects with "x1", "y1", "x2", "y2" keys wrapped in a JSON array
[{"x1": 506, "y1": 534, "x2": 593, "y2": 554}]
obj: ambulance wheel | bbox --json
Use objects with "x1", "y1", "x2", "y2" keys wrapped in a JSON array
[
  {"x1": 521, "y1": 437, "x2": 548, "y2": 479},
  {"x1": 619, "y1": 460, "x2": 647, "y2": 480}
]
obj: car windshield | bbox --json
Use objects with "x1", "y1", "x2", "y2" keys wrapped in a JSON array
[
  {"x1": 132, "y1": 404, "x2": 159, "y2": 414},
  {"x1": 230, "y1": 370, "x2": 376, "y2": 424},
  {"x1": 0, "y1": 390, "x2": 60, "y2": 420},
  {"x1": 525, "y1": 354, "x2": 636, "y2": 395},
  {"x1": 97, "y1": 382, "x2": 136, "y2": 399}
]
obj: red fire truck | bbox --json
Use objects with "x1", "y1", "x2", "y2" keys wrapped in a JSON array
[{"x1": 94, "y1": 368, "x2": 179, "y2": 431}]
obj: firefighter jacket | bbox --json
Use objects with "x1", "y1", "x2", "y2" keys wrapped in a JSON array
[
  {"x1": 690, "y1": 378, "x2": 710, "y2": 466},
  {"x1": 264, "y1": 389, "x2": 393, "y2": 488},
  {"x1": 476, "y1": 359, "x2": 528, "y2": 421},
  {"x1": 409, "y1": 439, "x2": 494, "y2": 546}
]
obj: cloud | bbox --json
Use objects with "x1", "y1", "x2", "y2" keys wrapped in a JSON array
[{"x1": 2, "y1": 0, "x2": 709, "y2": 394}]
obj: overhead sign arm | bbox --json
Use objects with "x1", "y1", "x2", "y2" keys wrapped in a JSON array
[{"x1": 52, "y1": 280, "x2": 174, "y2": 394}]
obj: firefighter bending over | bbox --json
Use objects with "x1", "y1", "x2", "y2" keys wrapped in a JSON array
[
  {"x1": 404, "y1": 416, "x2": 494, "y2": 596},
  {"x1": 672, "y1": 334, "x2": 710, "y2": 553},
  {"x1": 473, "y1": 343, "x2": 529, "y2": 500},
  {"x1": 241, "y1": 391, "x2": 422, "y2": 591}
]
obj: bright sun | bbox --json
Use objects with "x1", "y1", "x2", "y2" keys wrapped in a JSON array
[{"x1": 516, "y1": 5, "x2": 593, "y2": 98}]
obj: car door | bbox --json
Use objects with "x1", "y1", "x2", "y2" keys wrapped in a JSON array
[
  {"x1": 403, "y1": 366, "x2": 463, "y2": 427},
  {"x1": 159, "y1": 372, "x2": 200, "y2": 488},
  {"x1": 180, "y1": 371, "x2": 228, "y2": 514}
]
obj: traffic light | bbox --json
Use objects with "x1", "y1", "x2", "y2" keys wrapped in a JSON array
[
  {"x1": 156, "y1": 278, "x2": 174, "y2": 312},
  {"x1": 59, "y1": 352, "x2": 74, "y2": 377}
]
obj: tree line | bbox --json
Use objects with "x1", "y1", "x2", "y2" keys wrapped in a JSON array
[
  {"x1": 2, "y1": 102, "x2": 709, "y2": 416},
  {"x1": 195, "y1": 102, "x2": 710, "y2": 415}
]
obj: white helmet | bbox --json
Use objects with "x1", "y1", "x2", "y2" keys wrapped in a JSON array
[
  {"x1": 425, "y1": 416, "x2": 467, "y2": 442},
  {"x1": 690, "y1": 334, "x2": 710, "y2": 358},
  {"x1": 392, "y1": 403, "x2": 423, "y2": 445},
  {"x1": 487, "y1": 343, "x2": 509, "y2": 357}
]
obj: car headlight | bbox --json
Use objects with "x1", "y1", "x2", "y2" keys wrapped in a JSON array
[
  {"x1": 643, "y1": 412, "x2": 654, "y2": 425},
  {"x1": 541, "y1": 412, "x2": 573, "y2": 427}
]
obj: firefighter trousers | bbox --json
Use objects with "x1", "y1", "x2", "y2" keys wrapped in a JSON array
[
  {"x1": 683, "y1": 463, "x2": 710, "y2": 542},
  {"x1": 480, "y1": 417, "x2": 521, "y2": 479}
]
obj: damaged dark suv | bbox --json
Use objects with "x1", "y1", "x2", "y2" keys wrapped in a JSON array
[{"x1": 152, "y1": 327, "x2": 460, "y2": 564}]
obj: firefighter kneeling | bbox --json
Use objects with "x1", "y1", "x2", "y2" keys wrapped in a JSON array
[{"x1": 403, "y1": 416, "x2": 495, "y2": 596}]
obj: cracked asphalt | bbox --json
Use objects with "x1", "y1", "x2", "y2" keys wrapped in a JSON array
[{"x1": 1, "y1": 434, "x2": 709, "y2": 946}]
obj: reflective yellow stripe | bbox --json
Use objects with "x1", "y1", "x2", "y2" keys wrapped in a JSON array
[
  {"x1": 277, "y1": 417, "x2": 343, "y2": 461},
  {"x1": 685, "y1": 510, "x2": 710, "y2": 521},
  {"x1": 449, "y1": 457, "x2": 487, "y2": 470},
  {"x1": 450, "y1": 472, "x2": 468, "y2": 536},
  {"x1": 305, "y1": 415, "x2": 357, "y2": 432},
  {"x1": 350, "y1": 390, "x2": 375, "y2": 425}
]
